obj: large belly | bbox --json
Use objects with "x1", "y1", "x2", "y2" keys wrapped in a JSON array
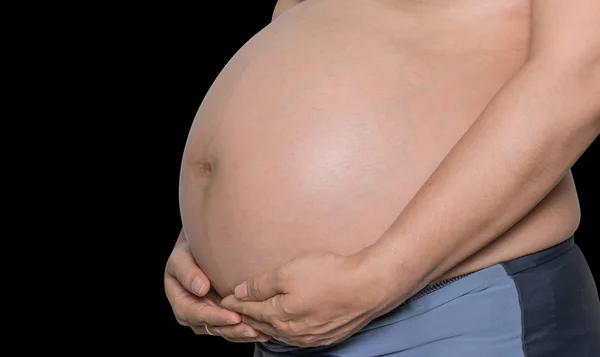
[{"x1": 179, "y1": 0, "x2": 536, "y2": 296}]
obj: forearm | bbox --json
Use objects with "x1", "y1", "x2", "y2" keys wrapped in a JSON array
[{"x1": 363, "y1": 57, "x2": 600, "y2": 300}]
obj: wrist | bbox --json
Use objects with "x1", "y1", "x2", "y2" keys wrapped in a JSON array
[{"x1": 353, "y1": 235, "x2": 431, "y2": 306}]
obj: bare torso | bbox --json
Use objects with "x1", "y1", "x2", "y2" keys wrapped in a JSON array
[{"x1": 179, "y1": 0, "x2": 581, "y2": 297}]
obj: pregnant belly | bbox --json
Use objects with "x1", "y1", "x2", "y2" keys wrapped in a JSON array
[{"x1": 179, "y1": 0, "x2": 534, "y2": 297}]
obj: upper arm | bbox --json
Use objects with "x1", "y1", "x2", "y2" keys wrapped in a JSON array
[{"x1": 530, "y1": 0, "x2": 600, "y2": 66}]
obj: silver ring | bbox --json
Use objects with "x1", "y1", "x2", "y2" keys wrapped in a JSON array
[{"x1": 205, "y1": 325, "x2": 215, "y2": 336}]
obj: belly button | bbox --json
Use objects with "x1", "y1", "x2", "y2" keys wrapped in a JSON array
[{"x1": 192, "y1": 160, "x2": 213, "y2": 177}]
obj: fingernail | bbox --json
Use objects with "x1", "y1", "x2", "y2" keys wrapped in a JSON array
[
  {"x1": 226, "y1": 318, "x2": 240, "y2": 324},
  {"x1": 243, "y1": 331, "x2": 258, "y2": 337},
  {"x1": 234, "y1": 282, "x2": 248, "y2": 299},
  {"x1": 257, "y1": 336, "x2": 270, "y2": 342},
  {"x1": 192, "y1": 277, "x2": 205, "y2": 295}
]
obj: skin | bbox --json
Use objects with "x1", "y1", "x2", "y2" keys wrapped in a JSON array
[
  {"x1": 165, "y1": 0, "x2": 598, "y2": 346},
  {"x1": 164, "y1": 231, "x2": 270, "y2": 342},
  {"x1": 163, "y1": 1, "x2": 309, "y2": 342}
]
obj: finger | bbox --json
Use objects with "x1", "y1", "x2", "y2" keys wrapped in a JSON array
[
  {"x1": 241, "y1": 314, "x2": 281, "y2": 338},
  {"x1": 165, "y1": 231, "x2": 210, "y2": 297},
  {"x1": 165, "y1": 276, "x2": 241, "y2": 326},
  {"x1": 210, "y1": 323, "x2": 272, "y2": 341},
  {"x1": 286, "y1": 318, "x2": 369, "y2": 347},
  {"x1": 191, "y1": 325, "x2": 271, "y2": 343},
  {"x1": 234, "y1": 267, "x2": 285, "y2": 301},
  {"x1": 221, "y1": 295, "x2": 280, "y2": 323},
  {"x1": 223, "y1": 337, "x2": 270, "y2": 343}
]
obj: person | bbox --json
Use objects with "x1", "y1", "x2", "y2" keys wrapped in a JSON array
[{"x1": 164, "y1": 0, "x2": 600, "y2": 355}]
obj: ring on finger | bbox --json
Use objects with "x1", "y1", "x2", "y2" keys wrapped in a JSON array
[{"x1": 205, "y1": 325, "x2": 215, "y2": 336}]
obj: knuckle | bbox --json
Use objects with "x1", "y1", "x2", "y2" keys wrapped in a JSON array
[
  {"x1": 248, "y1": 281, "x2": 261, "y2": 299},
  {"x1": 174, "y1": 310, "x2": 188, "y2": 323},
  {"x1": 175, "y1": 266, "x2": 194, "y2": 286},
  {"x1": 165, "y1": 247, "x2": 188, "y2": 275},
  {"x1": 276, "y1": 266, "x2": 289, "y2": 284},
  {"x1": 276, "y1": 298, "x2": 295, "y2": 316},
  {"x1": 235, "y1": 325, "x2": 252, "y2": 336},
  {"x1": 286, "y1": 321, "x2": 303, "y2": 336},
  {"x1": 272, "y1": 319, "x2": 289, "y2": 333}
]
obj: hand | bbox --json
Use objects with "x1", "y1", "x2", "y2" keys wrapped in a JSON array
[
  {"x1": 221, "y1": 251, "x2": 397, "y2": 347},
  {"x1": 164, "y1": 230, "x2": 271, "y2": 342}
]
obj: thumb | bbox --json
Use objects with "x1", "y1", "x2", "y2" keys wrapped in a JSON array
[
  {"x1": 165, "y1": 232, "x2": 211, "y2": 297},
  {"x1": 234, "y1": 268, "x2": 284, "y2": 301}
]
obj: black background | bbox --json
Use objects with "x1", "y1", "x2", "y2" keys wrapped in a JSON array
[{"x1": 123, "y1": 2, "x2": 598, "y2": 355}]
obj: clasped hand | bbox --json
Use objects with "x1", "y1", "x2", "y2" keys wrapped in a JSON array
[{"x1": 221, "y1": 251, "x2": 397, "y2": 347}]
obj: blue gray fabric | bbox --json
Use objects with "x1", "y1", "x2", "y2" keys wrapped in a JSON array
[{"x1": 254, "y1": 236, "x2": 600, "y2": 356}]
